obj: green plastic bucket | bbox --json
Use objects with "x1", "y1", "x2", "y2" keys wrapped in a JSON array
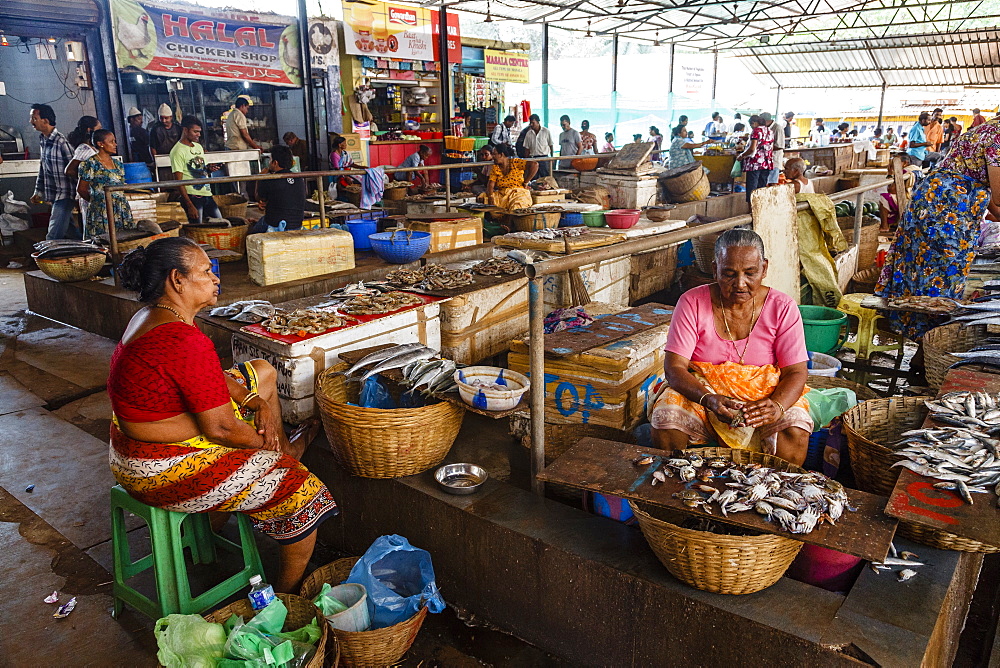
[
  {"x1": 582, "y1": 210, "x2": 607, "y2": 227},
  {"x1": 799, "y1": 305, "x2": 848, "y2": 354}
]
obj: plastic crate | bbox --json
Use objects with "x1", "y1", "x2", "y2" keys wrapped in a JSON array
[
  {"x1": 472, "y1": 136, "x2": 490, "y2": 150},
  {"x1": 449, "y1": 170, "x2": 476, "y2": 190}
]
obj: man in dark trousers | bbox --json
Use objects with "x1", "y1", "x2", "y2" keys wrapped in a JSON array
[
  {"x1": 126, "y1": 106, "x2": 153, "y2": 167},
  {"x1": 249, "y1": 145, "x2": 306, "y2": 234}
]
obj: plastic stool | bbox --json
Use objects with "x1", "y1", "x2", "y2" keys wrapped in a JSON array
[
  {"x1": 110, "y1": 484, "x2": 264, "y2": 619},
  {"x1": 837, "y1": 293, "x2": 904, "y2": 359}
]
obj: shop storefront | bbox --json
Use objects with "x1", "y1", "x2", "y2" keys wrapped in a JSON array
[{"x1": 453, "y1": 38, "x2": 529, "y2": 138}]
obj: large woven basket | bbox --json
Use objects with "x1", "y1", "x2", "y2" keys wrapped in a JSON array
[
  {"x1": 34, "y1": 252, "x2": 106, "y2": 282},
  {"x1": 896, "y1": 519, "x2": 1000, "y2": 553},
  {"x1": 806, "y1": 374, "x2": 879, "y2": 401},
  {"x1": 850, "y1": 266, "x2": 881, "y2": 294},
  {"x1": 506, "y1": 211, "x2": 562, "y2": 232},
  {"x1": 183, "y1": 217, "x2": 249, "y2": 261},
  {"x1": 670, "y1": 173, "x2": 710, "y2": 203},
  {"x1": 924, "y1": 323, "x2": 991, "y2": 390},
  {"x1": 383, "y1": 185, "x2": 409, "y2": 201},
  {"x1": 315, "y1": 366, "x2": 464, "y2": 478},
  {"x1": 300, "y1": 557, "x2": 427, "y2": 667},
  {"x1": 631, "y1": 447, "x2": 804, "y2": 595},
  {"x1": 660, "y1": 162, "x2": 704, "y2": 195},
  {"x1": 203, "y1": 593, "x2": 331, "y2": 668},
  {"x1": 116, "y1": 227, "x2": 180, "y2": 254},
  {"x1": 837, "y1": 216, "x2": 879, "y2": 269},
  {"x1": 213, "y1": 193, "x2": 248, "y2": 218},
  {"x1": 841, "y1": 397, "x2": 927, "y2": 496},
  {"x1": 692, "y1": 231, "x2": 720, "y2": 275}
]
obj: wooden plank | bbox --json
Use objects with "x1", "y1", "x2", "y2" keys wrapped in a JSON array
[
  {"x1": 338, "y1": 344, "x2": 524, "y2": 419},
  {"x1": 544, "y1": 303, "x2": 673, "y2": 357},
  {"x1": 884, "y1": 367, "x2": 1000, "y2": 547},
  {"x1": 753, "y1": 183, "x2": 801, "y2": 305},
  {"x1": 603, "y1": 142, "x2": 655, "y2": 171},
  {"x1": 538, "y1": 437, "x2": 898, "y2": 562}
]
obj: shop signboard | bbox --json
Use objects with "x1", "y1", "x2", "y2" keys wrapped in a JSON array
[
  {"x1": 308, "y1": 19, "x2": 340, "y2": 70},
  {"x1": 111, "y1": 0, "x2": 302, "y2": 86},
  {"x1": 484, "y1": 49, "x2": 529, "y2": 83},
  {"x1": 342, "y1": 0, "x2": 434, "y2": 61},
  {"x1": 431, "y1": 11, "x2": 461, "y2": 63}
]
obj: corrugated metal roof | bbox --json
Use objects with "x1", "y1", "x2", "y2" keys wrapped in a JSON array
[{"x1": 735, "y1": 29, "x2": 1000, "y2": 88}]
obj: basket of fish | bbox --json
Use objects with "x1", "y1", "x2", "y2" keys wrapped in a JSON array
[
  {"x1": 923, "y1": 323, "x2": 993, "y2": 390},
  {"x1": 629, "y1": 447, "x2": 815, "y2": 595},
  {"x1": 841, "y1": 397, "x2": 929, "y2": 496},
  {"x1": 314, "y1": 345, "x2": 465, "y2": 479}
]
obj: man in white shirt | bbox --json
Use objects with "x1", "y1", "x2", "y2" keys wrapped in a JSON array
[
  {"x1": 706, "y1": 112, "x2": 728, "y2": 140},
  {"x1": 490, "y1": 115, "x2": 516, "y2": 149},
  {"x1": 761, "y1": 112, "x2": 785, "y2": 184},
  {"x1": 225, "y1": 97, "x2": 261, "y2": 151},
  {"x1": 515, "y1": 114, "x2": 554, "y2": 177}
]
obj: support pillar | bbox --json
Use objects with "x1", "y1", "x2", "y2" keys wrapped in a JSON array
[
  {"x1": 542, "y1": 23, "x2": 550, "y2": 127},
  {"x1": 297, "y1": 0, "x2": 317, "y2": 170}
]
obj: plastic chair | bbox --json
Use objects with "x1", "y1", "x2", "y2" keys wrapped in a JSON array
[
  {"x1": 837, "y1": 293, "x2": 905, "y2": 388},
  {"x1": 110, "y1": 484, "x2": 264, "y2": 620}
]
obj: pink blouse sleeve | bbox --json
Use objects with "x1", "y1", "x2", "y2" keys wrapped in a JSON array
[
  {"x1": 772, "y1": 296, "x2": 809, "y2": 368},
  {"x1": 665, "y1": 290, "x2": 701, "y2": 359}
]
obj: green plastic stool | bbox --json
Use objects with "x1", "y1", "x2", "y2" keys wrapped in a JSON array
[{"x1": 110, "y1": 484, "x2": 264, "y2": 619}]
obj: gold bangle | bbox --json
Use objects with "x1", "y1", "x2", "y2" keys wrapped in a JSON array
[
  {"x1": 773, "y1": 399, "x2": 786, "y2": 415},
  {"x1": 698, "y1": 392, "x2": 711, "y2": 406},
  {"x1": 239, "y1": 391, "x2": 259, "y2": 411}
]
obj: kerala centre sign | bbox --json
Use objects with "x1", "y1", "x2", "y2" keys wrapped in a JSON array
[{"x1": 484, "y1": 50, "x2": 529, "y2": 83}]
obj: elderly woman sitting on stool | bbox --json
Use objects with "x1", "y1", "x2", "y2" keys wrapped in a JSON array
[{"x1": 650, "y1": 229, "x2": 812, "y2": 465}]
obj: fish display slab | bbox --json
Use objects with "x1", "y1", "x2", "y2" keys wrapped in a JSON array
[
  {"x1": 885, "y1": 367, "x2": 1000, "y2": 548},
  {"x1": 543, "y1": 303, "x2": 673, "y2": 358},
  {"x1": 538, "y1": 437, "x2": 898, "y2": 562},
  {"x1": 338, "y1": 344, "x2": 523, "y2": 419}
]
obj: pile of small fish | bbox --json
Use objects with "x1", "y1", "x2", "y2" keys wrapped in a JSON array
[
  {"x1": 261, "y1": 308, "x2": 356, "y2": 336},
  {"x1": 342, "y1": 291, "x2": 422, "y2": 315},
  {"x1": 210, "y1": 300, "x2": 276, "y2": 323},
  {"x1": 889, "y1": 391, "x2": 1000, "y2": 505},
  {"x1": 637, "y1": 453, "x2": 857, "y2": 535},
  {"x1": 949, "y1": 298, "x2": 1000, "y2": 328},
  {"x1": 504, "y1": 227, "x2": 589, "y2": 241},
  {"x1": 871, "y1": 543, "x2": 924, "y2": 582},
  {"x1": 466, "y1": 378, "x2": 507, "y2": 390},
  {"x1": 474, "y1": 257, "x2": 523, "y2": 276},
  {"x1": 385, "y1": 265, "x2": 475, "y2": 290},
  {"x1": 336, "y1": 343, "x2": 460, "y2": 394},
  {"x1": 327, "y1": 281, "x2": 393, "y2": 298}
]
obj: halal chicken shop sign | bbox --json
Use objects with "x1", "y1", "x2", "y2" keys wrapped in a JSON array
[
  {"x1": 112, "y1": 0, "x2": 302, "y2": 86},
  {"x1": 484, "y1": 50, "x2": 529, "y2": 84}
]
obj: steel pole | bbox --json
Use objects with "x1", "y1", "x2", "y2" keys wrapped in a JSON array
[
  {"x1": 528, "y1": 276, "x2": 546, "y2": 496},
  {"x1": 104, "y1": 186, "x2": 120, "y2": 285},
  {"x1": 297, "y1": 0, "x2": 317, "y2": 171},
  {"x1": 877, "y1": 82, "x2": 887, "y2": 130},
  {"x1": 542, "y1": 23, "x2": 550, "y2": 127}
]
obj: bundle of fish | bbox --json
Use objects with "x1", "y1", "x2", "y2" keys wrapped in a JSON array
[
  {"x1": 401, "y1": 357, "x2": 460, "y2": 395},
  {"x1": 639, "y1": 453, "x2": 857, "y2": 535},
  {"x1": 342, "y1": 291, "x2": 422, "y2": 315},
  {"x1": 261, "y1": 309, "x2": 356, "y2": 336},
  {"x1": 474, "y1": 257, "x2": 523, "y2": 276},
  {"x1": 941, "y1": 337, "x2": 1000, "y2": 371},
  {"x1": 949, "y1": 298, "x2": 1000, "y2": 328},
  {"x1": 33, "y1": 240, "x2": 106, "y2": 259},
  {"x1": 337, "y1": 343, "x2": 438, "y2": 382},
  {"x1": 384, "y1": 264, "x2": 475, "y2": 290},
  {"x1": 504, "y1": 227, "x2": 589, "y2": 241},
  {"x1": 209, "y1": 300, "x2": 276, "y2": 323},
  {"x1": 327, "y1": 281, "x2": 393, "y2": 298}
]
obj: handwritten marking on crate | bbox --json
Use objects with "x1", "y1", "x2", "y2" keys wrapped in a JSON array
[{"x1": 528, "y1": 371, "x2": 663, "y2": 424}]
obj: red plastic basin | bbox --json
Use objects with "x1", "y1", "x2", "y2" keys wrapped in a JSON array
[{"x1": 605, "y1": 209, "x2": 641, "y2": 229}]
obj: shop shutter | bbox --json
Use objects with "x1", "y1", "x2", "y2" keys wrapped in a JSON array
[{"x1": 0, "y1": 0, "x2": 100, "y2": 35}]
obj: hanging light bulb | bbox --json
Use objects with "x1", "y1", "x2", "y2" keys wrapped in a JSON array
[
  {"x1": 136, "y1": 74, "x2": 143, "y2": 84},
  {"x1": 1, "y1": 33, "x2": 10, "y2": 47},
  {"x1": 244, "y1": 81, "x2": 251, "y2": 89},
  {"x1": 484, "y1": 0, "x2": 494, "y2": 22},
  {"x1": 47, "y1": 36, "x2": 57, "y2": 44},
  {"x1": 585, "y1": 20, "x2": 593, "y2": 37},
  {"x1": 654, "y1": 31, "x2": 660, "y2": 47}
]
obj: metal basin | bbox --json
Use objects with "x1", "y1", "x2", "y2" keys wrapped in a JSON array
[{"x1": 434, "y1": 463, "x2": 488, "y2": 495}]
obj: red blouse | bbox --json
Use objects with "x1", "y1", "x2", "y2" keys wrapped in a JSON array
[{"x1": 108, "y1": 321, "x2": 232, "y2": 422}]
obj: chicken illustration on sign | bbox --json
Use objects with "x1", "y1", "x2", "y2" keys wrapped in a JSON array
[{"x1": 111, "y1": 0, "x2": 302, "y2": 86}]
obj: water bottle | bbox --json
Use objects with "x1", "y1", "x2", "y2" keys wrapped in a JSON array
[{"x1": 247, "y1": 574, "x2": 276, "y2": 611}]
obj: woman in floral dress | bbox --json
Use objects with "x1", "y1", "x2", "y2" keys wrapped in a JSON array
[
  {"x1": 77, "y1": 129, "x2": 135, "y2": 237},
  {"x1": 737, "y1": 115, "x2": 774, "y2": 203},
  {"x1": 875, "y1": 118, "x2": 1000, "y2": 374}
]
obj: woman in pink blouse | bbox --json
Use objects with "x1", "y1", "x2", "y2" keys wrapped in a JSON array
[{"x1": 650, "y1": 229, "x2": 811, "y2": 465}]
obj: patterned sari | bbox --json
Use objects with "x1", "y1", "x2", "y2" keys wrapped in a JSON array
[
  {"x1": 650, "y1": 361, "x2": 811, "y2": 454},
  {"x1": 110, "y1": 363, "x2": 338, "y2": 544}
]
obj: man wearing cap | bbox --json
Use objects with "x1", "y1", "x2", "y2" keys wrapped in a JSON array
[
  {"x1": 148, "y1": 103, "x2": 182, "y2": 157},
  {"x1": 761, "y1": 112, "x2": 785, "y2": 184},
  {"x1": 783, "y1": 111, "x2": 795, "y2": 148},
  {"x1": 126, "y1": 107, "x2": 153, "y2": 167},
  {"x1": 226, "y1": 97, "x2": 260, "y2": 151}
]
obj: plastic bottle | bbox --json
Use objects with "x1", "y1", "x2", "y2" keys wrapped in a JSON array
[{"x1": 247, "y1": 574, "x2": 276, "y2": 611}]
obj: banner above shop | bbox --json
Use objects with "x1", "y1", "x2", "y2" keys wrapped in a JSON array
[
  {"x1": 342, "y1": 0, "x2": 433, "y2": 61},
  {"x1": 431, "y1": 11, "x2": 461, "y2": 63},
  {"x1": 484, "y1": 50, "x2": 529, "y2": 83},
  {"x1": 111, "y1": 0, "x2": 301, "y2": 87},
  {"x1": 308, "y1": 18, "x2": 340, "y2": 70}
]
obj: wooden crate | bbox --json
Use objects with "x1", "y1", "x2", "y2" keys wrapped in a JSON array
[
  {"x1": 542, "y1": 255, "x2": 631, "y2": 311},
  {"x1": 127, "y1": 198, "x2": 157, "y2": 221},
  {"x1": 231, "y1": 300, "x2": 442, "y2": 422},
  {"x1": 599, "y1": 173, "x2": 659, "y2": 209},
  {"x1": 156, "y1": 202, "x2": 186, "y2": 223},
  {"x1": 630, "y1": 244, "x2": 679, "y2": 303},
  {"x1": 406, "y1": 217, "x2": 482, "y2": 253},
  {"x1": 246, "y1": 228, "x2": 355, "y2": 286},
  {"x1": 507, "y1": 303, "x2": 670, "y2": 430},
  {"x1": 439, "y1": 276, "x2": 528, "y2": 364}
]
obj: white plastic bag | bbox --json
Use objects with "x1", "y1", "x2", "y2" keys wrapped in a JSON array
[
  {"x1": 2, "y1": 191, "x2": 29, "y2": 215},
  {"x1": 328, "y1": 181, "x2": 338, "y2": 201},
  {"x1": 0, "y1": 213, "x2": 28, "y2": 236}
]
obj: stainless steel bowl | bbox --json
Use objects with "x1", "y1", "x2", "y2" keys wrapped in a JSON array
[{"x1": 434, "y1": 463, "x2": 488, "y2": 495}]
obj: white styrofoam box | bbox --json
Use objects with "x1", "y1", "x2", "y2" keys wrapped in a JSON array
[
  {"x1": 542, "y1": 255, "x2": 631, "y2": 311},
  {"x1": 835, "y1": 243, "x2": 859, "y2": 293},
  {"x1": 598, "y1": 173, "x2": 659, "y2": 209},
  {"x1": 440, "y1": 276, "x2": 529, "y2": 364},
  {"x1": 232, "y1": 301, "x2": 442, "y2": 421},
  {"x1": 578, "y1": 172, "x2": 601, "y2": 188},
  {"x1": 555, "y1": 172, "x2": 580, "y2": 191}
]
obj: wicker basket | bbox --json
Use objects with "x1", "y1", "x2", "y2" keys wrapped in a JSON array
[
  {"x1": 670, "y1": 173, "x2": 710, "y2": 203},
  {"x1": 841, "y1": 397, "x2": 927, "y2": 496},
  {"x1": 924, "y1": 323, "x2": 991, "y2": 390},
  {"x1": 850, "y1": 266, "x2": 881, "y2": 294},
  {"x1": 342, "y1": 188, "x2": 363, "y2": 208},
  {"x1": 34, "y1": 252, "x2": 106, "y2": 282},
  {"x1": 897, "y1": 519, "x2": 1000, "y2": 553},
  {"x1": 837, "y1": 217, "x2": 879, "y2": 269},
  {"x1": 506, "y1": 210, "x2": 562, "y2": 232},
  {"x1": 692, "y1": 231, "x2": 720, "y2": 275},
  {"x1": 183, "y1": 217, "x2": 249, "y2": 261},
  {"x1": 203, "y1": 593, "x2": 331, "y2": 668},
  {"x1": 383, "y1": 185, "x2": 409, "y2": 201},
  {"x1": 660, "y1": 162, "x2": 704, "y2": 195},
  {"x1": 213, "y1": 193, "x2": 248, "y2": 218},
  {"x1": 116, "y1": 227, "x2": 181, "y2": 254},
  {"x1": 315, "y1": 366, "x2": 464, "y2": 478},
  {"x1": 806, "y1": 374, "x2": 879, "y2": 401},
  {"x1": 300, "y1": 557, "x2": 427, "y2": 667}
]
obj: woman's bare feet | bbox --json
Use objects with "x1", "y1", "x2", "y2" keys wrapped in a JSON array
[{"x1": 284, "y1": 418, "x2": 321, "y2": 460}]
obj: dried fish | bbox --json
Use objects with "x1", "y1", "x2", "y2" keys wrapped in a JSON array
[
  {"x1": 261, "y1": 308, "x2": 356, "y2": 336},
  {"x1": 342, "y1": 291, "x2": 422, "y2": 315},
  {"x1": 386, "y1": 265, "x2": 475, "y2": 291},
  {"x1": 474, "y1": 257, "x2": 523, "y2": 276}
]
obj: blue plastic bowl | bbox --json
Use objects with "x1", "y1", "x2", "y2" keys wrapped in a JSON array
[
  {"x1": 368, "y1": 230, "x2": 431, "y2": 264},
  {"x1": 559, "y1": 212, "x2": 584, "y2": 227}
]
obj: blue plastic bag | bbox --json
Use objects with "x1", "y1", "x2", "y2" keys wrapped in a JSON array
[
  {"x1": 346, "y1": 535, "x2": 446, "y2": 629},
  {"x1": 359, "y1": 376, "x2": 395, "y2": 409}
]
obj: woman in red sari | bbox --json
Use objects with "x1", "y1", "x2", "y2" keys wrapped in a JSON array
[{"x1": 108, "y1": 236, "x2": 336, "y2": 592}]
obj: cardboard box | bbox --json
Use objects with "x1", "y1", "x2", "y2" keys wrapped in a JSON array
[{"x1": 406, "y1": 217, "x2": 483, "y2": 253}]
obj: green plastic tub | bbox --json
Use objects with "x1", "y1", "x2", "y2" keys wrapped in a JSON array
[
  {"x1": 799, "y1": 305, "x2": 848, "y2": 354},
  {"x1": 582, "y1": 210, "x2": 607, "y2": 227}
]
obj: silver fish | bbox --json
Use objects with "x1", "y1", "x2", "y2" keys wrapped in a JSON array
[
  {"x1": 359, "y1": 347, "x2": 436, "y2": 381},
  {"x1": 339, "y1": 343, "x2": 428, "y2": 377},
  {"x1": 877, "y1": 556, "x2": 926, "y2": 567}
]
